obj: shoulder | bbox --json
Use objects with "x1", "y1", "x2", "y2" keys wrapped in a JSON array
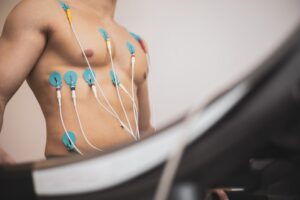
[{"x1": 4, "y1": 0, "x2": 61, "y2": 33}]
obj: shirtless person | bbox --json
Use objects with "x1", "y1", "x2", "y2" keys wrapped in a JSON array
[{"x1": 0, "y1": 0, "x2": 154, "y2": 164}]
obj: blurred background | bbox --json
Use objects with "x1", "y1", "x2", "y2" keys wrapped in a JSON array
[{"x1": 0, "y1": 0, "x2": 300, "y2": 163}]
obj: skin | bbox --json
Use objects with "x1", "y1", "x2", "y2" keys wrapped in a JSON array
[{"x1": 0, "y1": 0, "x2": 154, "y2": 163}]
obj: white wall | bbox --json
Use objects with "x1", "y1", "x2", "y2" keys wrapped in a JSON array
[
  {"x1": 115, "y1": 0, "x2": 300, "y2": 125},
  {"x1": 0, "y1": 0, "x2": 300, "y2": 163}
]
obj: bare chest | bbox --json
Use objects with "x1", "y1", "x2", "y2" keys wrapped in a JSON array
[{"x1": 41, "y1": 13, "x2": 148, "y2": 83}]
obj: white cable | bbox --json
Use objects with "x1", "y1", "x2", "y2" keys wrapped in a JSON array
[
  {"x1": 91, "y1": 85, "x2": 117, "y2": 118},
  {"x1": 119, "y1": 85, "x2": 139, "y2": 128},
  {"x1": 69, "y1": 23, "x2": 120, "y2": 122},
  {"x1": 91, "y1": 86, "x2": 136, "y2": 139},
  {"x1": 120, "y1": 83, "x2": 140, "y2": 139},
  {"x1": 91, "y1": 84, "x2": 132, "y2": 134},
  {"x1": 71, "y1": 91, "x2": 104, "y2": 152},
  {"x1": 107, "y1": 45, "x2": 136, "y2": 139},
  {"x1": 69, "y1": 22, "x2": 137, "y2": 140},
  {"x1": 57, "y1": 90, "x2": 83, "y2": 155},
  {"x1": 130, "y1": 57, "x2": 140, "y2": 139},
  {"x1": 119, "y1": 84, "x2": 134, "y2": 101}
]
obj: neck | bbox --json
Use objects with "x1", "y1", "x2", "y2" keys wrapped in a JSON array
[{"x1": 75, "y1": 0, "x2": 117, "y2": 19}]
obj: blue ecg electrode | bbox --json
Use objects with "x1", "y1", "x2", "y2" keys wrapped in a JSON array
[
  {"x1": 49, "y1": 72, "x2": 62, "y2": 88},
  {"x1": 83, "y1": 68, "x2": 96, "y2": 86},
  {"x1": 64, "y1": 71, "x2": 78, "y2": 89},
  {"x1": 126, "y1": 42, "x2": 136, "y2": 55},
  {"x1": 129, "y1": 32, "x2": 141, "y2": 41},
  {"x1": 109, "y1": 69, "x2": 120, "y2": 86},
  {"x1": 99, "y1": 28, "x2": 110, "y2": 41},
  {"x1": 62, "y1": 131, "x2": 77, "y2": 151}
]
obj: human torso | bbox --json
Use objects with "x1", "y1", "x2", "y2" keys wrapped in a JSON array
[{"x1": 26, "y1": 1, "x2": 148, "y2": 157}]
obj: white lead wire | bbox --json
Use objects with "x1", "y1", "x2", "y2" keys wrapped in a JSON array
[
  {"x1": 71, "y1": 91, "x2": 104, "y2": 152},
  {"x1": 69, "y1": 22, "x2": 137, "y2": 140},
  {"x1": 91, "y1": 84, "x2": 135, "y2": 139},
  {"x1": 57, "y1": 90, "x2": 83, "y2": 155},
  {"x1": 119, "y1": 84, "x2": 140, "y2": 129},
  {"x1": 90, "y1": 85, "x2": 116, "y2": 117},
  {"x1": 130, "y1": 58, "x2": 140, "y2": 139},
  {"x1": 69, "y1": 23, "x2": 119, "y2": 122},
  {"x1": 107, "y1": 45, "x2": 136, "y2": 139},
  {"x1": 92, "y1": 88, "x2": 136, "y2": 139}
]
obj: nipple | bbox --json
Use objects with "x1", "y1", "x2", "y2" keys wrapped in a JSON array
[{"x1": 82, "y1": 49, "x2": 94, "y2": 58}]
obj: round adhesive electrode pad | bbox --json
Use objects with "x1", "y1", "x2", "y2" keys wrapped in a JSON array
[
  {"x1": 62, "y1": 131, "x2": 77, "y2": 151},
  {"x1": 64, "y1": 71, "x2": 78, "y2": 88},
  {"x1": 99, "y1": 28, "x2": 109, "y2": 41},
  {"x1": 49, "y1": 72, "x2": 62, "y2": 88},
  {"x1": 126, "y1": 42, "x2": 136, "y2": 55},
  {"x1": 129, "y1": 32, "x2": 141, "y2": 41},
  {"x1": 83, "y1": 68, "x2": 96, "y2": 86},
  {"x1": 59, "y1": 0, "x2": 70, "y2": 11},
  {"x1": 109, "y1": 69, "x2": 120, "y2": 86}
]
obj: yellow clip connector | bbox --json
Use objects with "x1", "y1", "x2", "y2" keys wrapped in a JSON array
[
  {"x1": 66, "y1": 9, "x2": 72, "y2": 23},
  {"x1": 106, "y1": 39, "x2": 111, "y2": 47}
]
